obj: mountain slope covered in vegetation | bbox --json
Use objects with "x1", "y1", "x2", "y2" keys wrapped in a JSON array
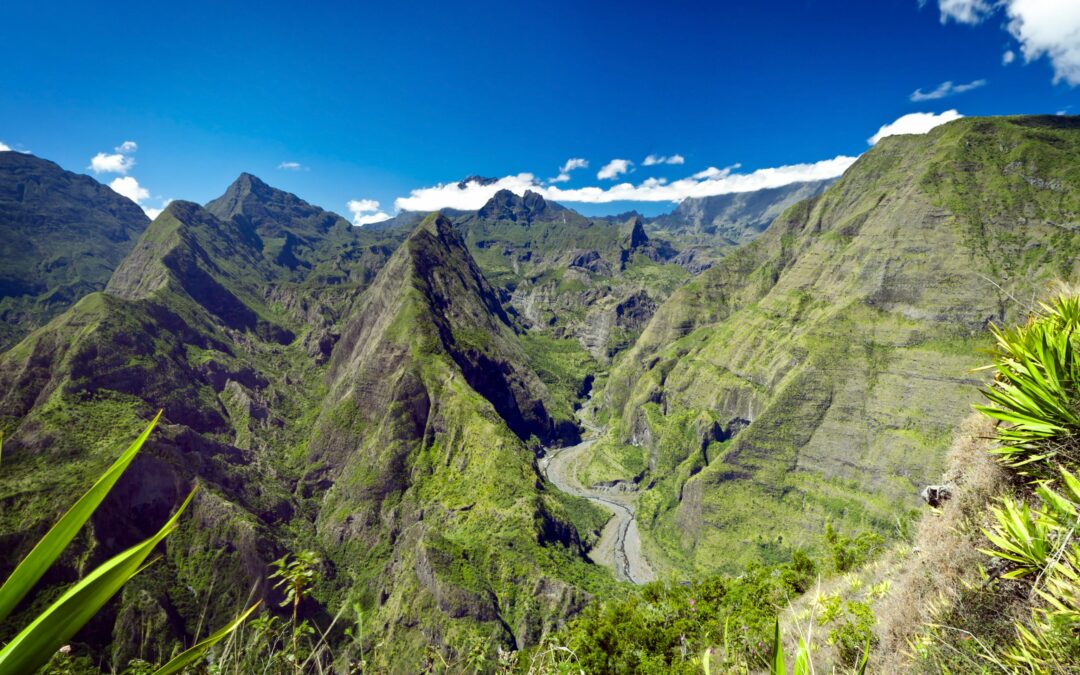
[
  {"x1": 0, "y1": 152, "x2": 150, "y2": 350},
  {"x1": 590, "y1": 115, "x2": 1080, "y2": 575}
]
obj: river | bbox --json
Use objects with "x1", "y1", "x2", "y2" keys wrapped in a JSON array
[{"x1": 540, "y1": 430, "x2": 656, "y2": 584}]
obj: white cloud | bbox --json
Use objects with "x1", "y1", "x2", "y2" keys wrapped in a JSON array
[
  {"x1": 109, "y1": 176, "x2": 150, "y2": 204},
  {"x1": 1005, "y1": 0, "x2": 1080, "y2": 85},
  {"x1": 395, "y1": 174, "x2": 541, "y2": 212},
  {"x1": 935, "y1": 0, "x2": 1080, "y2": 85},
  {"x1": 277, "y1": 161, "x2": 304, "y2": 170},
  {"x1": 868, "y1": 110, "x2": 964, "y2": 145},
  {"x1": 347, "y1": 198, "x2": 391, "y2": 227},
  {"x1": 910, "y1": 79, "x2": 986, "y2": 101},
  {"x1": 597, "y1": 158, "x2": 633, "y2": 180},
  {"x1": 89, "y1": 140, "x2": 138, "y2": 174},
  {"x1": 90, "y1": 141, "x2": 162, "y2": 217},
  {"x1": 0, "y1": 141, "x2": 9, "y2": 152},
  {"x1": 560, "y1": 158, "x2": 588, "y2": 173},
  {"x1": 548, "y1": 156, "x2": 855, "y2": 204},
  {"x1": 1003, "y1": 49, "x2": 1016, "y2": 65},
  {"x1": 937, "y1": 0, "x2": 993, "y2": 24},
  {"x1": 642, "y1": 154, "x2": 686, "y2": 166},
  {"x1": 90, "y1": 152, "x2": 135, "y2": 174},
  {"x1": 549, "y1": 157, "x2": 589, "y2": 183},
  {"x1": 393, "y1": 157, "x2": 856, "y2": 211}
]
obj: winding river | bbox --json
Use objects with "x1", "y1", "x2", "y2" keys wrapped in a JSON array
[{"x1": 540, "y1": 428, "x2": 656, "y2": 584}]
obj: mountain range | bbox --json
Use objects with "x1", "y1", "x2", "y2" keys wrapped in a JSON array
[{"x1": 2, "y1": 114, "x2": 1079, "y2": 670}]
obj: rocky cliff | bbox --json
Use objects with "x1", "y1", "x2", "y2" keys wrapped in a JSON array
[{"x1": 593, "y1": 115, "x2": 1080, "y2": 574}]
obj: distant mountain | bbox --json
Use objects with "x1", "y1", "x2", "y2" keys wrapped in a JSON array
[
  {"x1": 651, "y1": 179, "x2": 835, "y2": 243},
  {"x1": 0, "y1": 151, "x2": 149, "y2": 349},
  {"x1": 453, "y1": 190, "x2": 684, "y2": 360}
]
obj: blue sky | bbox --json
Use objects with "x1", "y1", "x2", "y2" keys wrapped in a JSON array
[{"x1": 1, "y1": 0, "x2": 1077, "y2": 220}]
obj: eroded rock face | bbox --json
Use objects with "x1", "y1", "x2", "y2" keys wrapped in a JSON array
[
  {"x1": 671, "y1": 247, "x2": 715, "y2": 274},
  {"x1": 652, "y1": 179, "x2": 835, "y2": 243},
  {"x1": 601, "y1": 116, "x2": 1080, "y2": 574},
  {"x1": 568, "y1": 249, "x2": 613, "y2": 275}
]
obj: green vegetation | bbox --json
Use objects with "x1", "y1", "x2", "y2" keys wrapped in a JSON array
[
  {"x1": 0, "y1": 415, "x2": 255, "y2": 674},
  {"x1": 967, "y1": 293, "x2": 1080, "y2": 671},
  {"x1": 595, "y1": 116, "x2": 1080, "y2": 577},
  {"x1": 0, "y1": 152, "x2": 150, "y2": 350},
  {"x1": 7, "y1": 119, "x2": 1080, "y2": 670},
  {"x1": 542, "y1": 522, "x2": 882, "y2": 673},
  {"x1": 519, "y1": 333, "x2": 599, "y2": 421}
]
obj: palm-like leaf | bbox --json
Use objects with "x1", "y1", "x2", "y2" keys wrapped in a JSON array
[
  {"x1": 979, "y1": 499, "x2": 1053, "y2": 578},
  {"x1": 0, "y1": 411, "x2": 162, "y2": 623},
  {"x1": 0, "y1": 489, "x2": 194, "y2": 674}
]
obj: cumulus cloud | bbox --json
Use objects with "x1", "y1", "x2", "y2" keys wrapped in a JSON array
[
  {"x1": 868, "y1": 110, "x2": 964, "y2": 145},
  {"x1": 277, "y1": 161, "x2": 304, "y2": 170},
  {"x1": 549, "y1": 157, "x2": 589, "y2": 183},
  {"x1": 935, "y1": 0, "x2": 1080, "y2": 86},
  {"x1": 1003, "y1": 49, "x2": 1016, "y2": 65},
  {"x1": 1004, "y1": 0, "x2": 1080, "y2": 85},
  {"x1": 89, "y1": 140, "x2": 139, "y2": 174},
  {"x1": 347, "y1": 198, "x2": 392, "y2": 227},
  {"x1": 0, "y1": 141, "x2": 10, "y2": 152},
  {"x1": 395, "y1": 174, "x2": 540, "y2": 212},
  {"x1": 394, "y1": 157, "x2": 856, "y2": 211},
  {"x1": 90, "y1": 151, "x2": 135, "y2": 174},
  {"x1": 910, "y1": 79, "x2": 986, "y2": 101},
  {"x1": 642, "y1": 154, "x2": 685, "y2": 166},
  {"x1": 109, "y1": 176, "x2": 150, "y2": 203},
  {"x1": 597, "y1": 158, "x2": 633, "y2": 180}
]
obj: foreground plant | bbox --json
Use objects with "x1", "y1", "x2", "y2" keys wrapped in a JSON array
[
  {"x1": 976, "y1": 293, "x2": 1080, "y2": 470},
  {"x1": 270, "y1": 550, "x2": 322, "y2": 673},
  {"x1": 707, "y1": 618, "x2": 867, "y2": 675},
  {"x1": 0, "y1": 412, "x2": 257, "y2": 673},
  {"x1": 972, "y1": 292, "x2": 1080, "y2": 670}
]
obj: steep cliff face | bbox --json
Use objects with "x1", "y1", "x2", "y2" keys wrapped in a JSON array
[
  {"x1": 305, "y1": 214, "x2": 606, "y2": 663},
  {"x1": 0, "y1": 152, "x2": 150, "y2": 349},
  {"x1": 594, "y1": 116, "x2": 1080, "y2": 574},
  {"x1": 0, "y1": 179, "x2": 405, "y2": 668}
]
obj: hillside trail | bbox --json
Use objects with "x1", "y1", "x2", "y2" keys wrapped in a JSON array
[{"x1": 539, "y1": 409, "x2": 656, "y2": 584}]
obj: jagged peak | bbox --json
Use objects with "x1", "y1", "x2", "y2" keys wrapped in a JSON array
[
  {"x1": 623, "y1": 214, "x2": 649, "y2": 248},
  {"x1": 476, "y1": 188, "x2": 555, "y2": 222},
  {"x1": 457, "y1": 175, "x2": 499, "y2": 189},
  {"x1": 414, "y1": 212, "x2": 458, "y2": 240},
  {"x1": 160, "y1": 198, "x2": 204, "y2": 217},
  {"x1": 204, "y1": 172, "x2": 349, "y2": 235},
  {"x1": 231, "y1": 172, "x2": 271, "y2": 194}
]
